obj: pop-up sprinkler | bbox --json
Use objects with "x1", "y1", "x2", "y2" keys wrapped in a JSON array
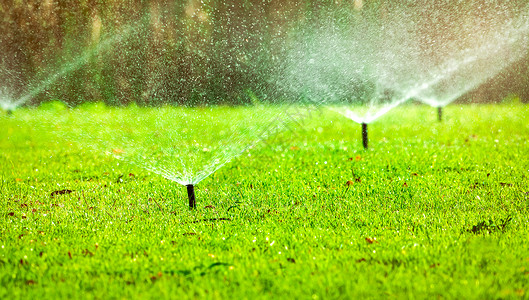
[
  {"x1": 437, "y1": 107, "x2": 442, "y2": 122},
  {"x1": 362, "y1": 123, "x2": 368, "y2": 149},
  {"x1": 186, "y1": 184, "x2": 196, "y2": 209}
]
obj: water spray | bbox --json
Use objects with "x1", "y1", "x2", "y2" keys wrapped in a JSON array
[
  {"x1": 186, "y1": 184, "x2": 196, "y2": 209},
  {"x1": 437, "y1": 107, "x2": 442, "y2": 122},
  {"x1": 362, "y1": 123, "x2": 368, "y2": 149}
]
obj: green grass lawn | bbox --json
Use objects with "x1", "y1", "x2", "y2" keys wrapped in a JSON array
[{"x1": 1, "y1": 103, "x2": 528, "y2": 299}]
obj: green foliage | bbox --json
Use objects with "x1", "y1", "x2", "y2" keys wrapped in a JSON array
[
  {"x1": 1, "y1": 1, "x2": 528, "y2": 107},
  {"x1": 1, "y1": 103, "x2": 529, "y2": 298},
  {"x1": 38, "y1": 100, "x2": 68, "y2": 111}
]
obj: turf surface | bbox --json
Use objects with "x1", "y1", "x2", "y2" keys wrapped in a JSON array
[{"x1": 1, "y1": 103, "x2": 528, "y2": 299}]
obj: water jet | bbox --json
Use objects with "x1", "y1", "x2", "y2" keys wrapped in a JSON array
[
  {"x1": 35, "y1": 104, "x2": 300, "y2": 209},
  {"x1": 412, "y1": 4, "x2": 529, "y2": 110},
  {"x1": 11, "y1": 1, "x2": 529, "y2": 211}
]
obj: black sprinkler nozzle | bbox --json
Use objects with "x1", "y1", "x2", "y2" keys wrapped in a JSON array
[
  {"x1": 362, "y1": 123, "x2": 368, "y2": 149},
  {"x1": 437, "y1": 107, "x2": 442, "y2": 122},
  {"x1": 187, "y1": 184, "x2": 196, "y2": 209},
  {"x1": 6, "y1": 109, "x2": 13, "y2": 116}
]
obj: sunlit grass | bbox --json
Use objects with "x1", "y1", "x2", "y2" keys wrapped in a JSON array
[{"x1": 1, "y1": 103, "x2": 528, "y2": 299}]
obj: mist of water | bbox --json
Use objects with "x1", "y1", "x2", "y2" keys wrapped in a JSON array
[
  {"x1": 279, "y1": 2, "x2": 529, "y2": 123},
  {"x1": 6, "y1": 4, "x2": 312, "y2": 188},
  {"x1": 5, "y1": 1, "x2": 529, "y2": 191},
  {"x1": 414, "y1": 5, "x2": 529, "y2": 107},
  {"x1": 0, "y1": 26, "x2": 136, "y2": 112},
  {"x1": 24, "y1": 102, "x2": 312, "y2": 186},
  {"x1": 279, "y1": 5, "x2": 418, "y2": 123}
]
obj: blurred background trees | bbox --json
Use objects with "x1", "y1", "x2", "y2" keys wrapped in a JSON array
[{"x1": 0, "y1": 0, "x2": 527, "y2": 106}]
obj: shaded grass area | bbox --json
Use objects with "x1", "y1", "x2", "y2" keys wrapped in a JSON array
[{"x1": 1, "y1": 103, "x2": 529, "y2": 299}]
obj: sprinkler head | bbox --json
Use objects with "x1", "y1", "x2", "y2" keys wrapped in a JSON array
[
  {"x1": 437, "y1": 107, "x2": 442, "y2": 122},
  {"x1": 6, "y1": 109, "x2": 13, "y2": 116},
  {"x1": 362, "y1": 123, "x2": 368, "y2": 149},
  {"x1": 186, "y1": 184, "x2": 196, "y2": 209}
]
